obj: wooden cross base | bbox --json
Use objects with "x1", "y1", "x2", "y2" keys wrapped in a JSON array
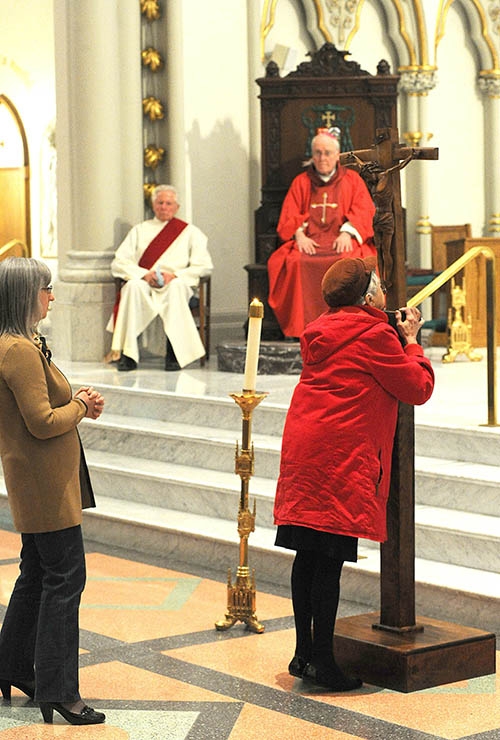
[{"x1": 334, "y1": 612, "x2": 496, "y2": 693}]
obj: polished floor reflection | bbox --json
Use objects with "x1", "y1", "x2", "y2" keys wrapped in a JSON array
[{"x1": 0, "y1": 527, "x2": 497, "y2": 739}]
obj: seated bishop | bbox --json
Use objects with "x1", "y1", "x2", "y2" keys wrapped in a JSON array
[
  {"x1": 267, "y1": 128, "x2": 376, "y2": 338},
  {"x1": 107, "y1": 184, "x2": 213, "y2": 371}
]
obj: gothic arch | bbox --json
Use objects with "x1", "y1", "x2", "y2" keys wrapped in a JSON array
[
  {"x1": 0, "y1": 94, "x2": 31, "y2": 253},
  {"x1": 435, "y1": 0, "x2": 500, "y2": 72}
]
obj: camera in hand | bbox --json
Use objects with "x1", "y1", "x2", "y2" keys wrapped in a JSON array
[
  {"x1": 386, "y1": 309, "x2": 406, "y2": 331},
  {"x1": 386, "y1": 309, "x2": 408, "y2": 347}
]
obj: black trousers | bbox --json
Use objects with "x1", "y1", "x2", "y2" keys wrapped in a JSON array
[{"x1": 0, "y1": 525, "x2": 86, "y2": 702}]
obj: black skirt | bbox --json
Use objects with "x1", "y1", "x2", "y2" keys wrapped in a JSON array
[{"x1": 275, "y1": 524, "x2": 358, "y2": 563}]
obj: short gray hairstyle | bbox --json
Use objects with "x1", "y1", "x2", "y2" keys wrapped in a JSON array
[
  {"x1": 303, "y1": 132, "x2": 341, "y2": 168},
  {"x1": 357, "y1": 271, "x2": 379, "y2": 304},
  {"x1": 151, "y1": 184, "x2": 178, "y2": 203},
  {"x1": 0, "y1": 257, "x2": 52, "y2": 338}
]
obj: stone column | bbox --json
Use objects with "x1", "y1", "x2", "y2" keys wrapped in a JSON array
[
  {"x1": 479, "y1": 72, "x2": 500, "y2": 236},
  {"x1": 51, "y1": 0, "x2": 143, "y2": 361},
  {"x1": 398, "y1": 68, "x2": 437, "y2": 270}
]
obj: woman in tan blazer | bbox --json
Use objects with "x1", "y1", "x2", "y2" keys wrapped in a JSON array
[{"x1": 0, "y1": 257, "x2": 106, "y2": 726}]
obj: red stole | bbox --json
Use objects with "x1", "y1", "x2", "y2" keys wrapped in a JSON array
[
  {"x1": 112, "y1": 217, "x2": 188, "y2": 325},
  {"x1": 138, "y1": 217, "x2": 188, "y2": 269}
]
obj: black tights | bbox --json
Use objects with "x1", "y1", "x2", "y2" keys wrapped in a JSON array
[{"x1": 291, "y1": 549, "x2": 344, "y2": 668}]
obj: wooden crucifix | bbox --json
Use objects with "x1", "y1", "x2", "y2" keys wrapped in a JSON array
[
  {"x1": 340, "y1": 126, "x2": 438, "y2": 632},
  {"x1": 333, "y1": 127, "x2": 495, "y2": 692}
]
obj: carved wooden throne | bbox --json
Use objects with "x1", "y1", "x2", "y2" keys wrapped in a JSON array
[{"x1": 247, "y1": 43, "x2": 399, "y2": 339}]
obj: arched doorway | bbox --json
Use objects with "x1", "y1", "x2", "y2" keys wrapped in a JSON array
[{"x1": 0, "y1": 94, "x2": 30, "y2": 255}]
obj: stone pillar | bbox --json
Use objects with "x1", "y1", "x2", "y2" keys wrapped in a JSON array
[
  {"x1": 51, "y1": 0, "x2": 143, "y2": 361},
  {"x1": 398, "y1": 68, "x2": 437, "y2": 270},
  {"x1": 479, "y1": 72, "x2": 500, "y2": 237}
]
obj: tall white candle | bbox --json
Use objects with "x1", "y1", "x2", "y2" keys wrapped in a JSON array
[{"x1": 243, "y1": 298, "x2": 264, "y2": 392}]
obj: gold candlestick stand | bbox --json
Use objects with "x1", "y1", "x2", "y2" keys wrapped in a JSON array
[{"x1": 215, "y1": 391, "x2": 267, "y2": 633}]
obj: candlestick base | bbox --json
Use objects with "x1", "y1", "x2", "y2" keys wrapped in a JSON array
[{"x1": 215, "y1": 567, "x2": 265, "y2": 633}]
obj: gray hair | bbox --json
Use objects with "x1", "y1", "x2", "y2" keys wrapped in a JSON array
[
  {"x1": 303, "y1": 132, "x2": 341, "y2": 168},
  {"x1": 0, "y1": 257, "x2": 52, "y2": 338},
  {"x1": 357, "y1": 271, "x2": 379, "y2": 304},
  {"x1": 151, "y1": 184, "x2": 178, "y2": 203}
]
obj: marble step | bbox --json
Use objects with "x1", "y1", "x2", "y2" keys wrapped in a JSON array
[
  {"x1": 416, "y1": 455, "x2": 500, "y2": 515},
  {"x1": 415, "y1": 422, "x2": 500, "y2": 467},
  {"x1": 79, "y1": 414, "x2": 282, "y2": 479},
  {"x1": 80, "y1": 413, "x2": 500, "y2": 519},
  {"x1": 75, "y1": 495, "x2": 500, "y2": 635},
  {"x1": 86, "y1": 382, "x2": 500, "y2": 467},
  {"x1": 83, "y1": 451, "x2": 500, "y2": 574},
  {"x1": 84, "y1": 384, "x2": 287, "y2": 437}
]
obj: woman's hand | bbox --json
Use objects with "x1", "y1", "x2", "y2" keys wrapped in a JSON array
[
  {"x1": 74, "y1": 386, "x2": 105, "y2": 420},
  {"x1": 395, "y1": 306, "x2": 425, "y2": 345}
]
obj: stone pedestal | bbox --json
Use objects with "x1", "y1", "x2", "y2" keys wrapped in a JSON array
[{"x1": 216, "y1": 341, "x2": 302, "y2": 375}]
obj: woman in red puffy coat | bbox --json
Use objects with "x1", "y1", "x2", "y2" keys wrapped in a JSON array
[{"x1": 274, "y1": 256, "x2": 434, "y2": 691}]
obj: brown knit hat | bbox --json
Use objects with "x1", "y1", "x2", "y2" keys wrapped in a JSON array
[{"x1": 322, "y1": 256, "x2": 378, "y2": 307}]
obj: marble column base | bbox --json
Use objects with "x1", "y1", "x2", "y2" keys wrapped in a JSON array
[
  {"x1": 216, "y1": 341, "x2": 302, "y2": 375},
  {"x1": 50, "y1": 280, "x2": 116, "y2": 361}
]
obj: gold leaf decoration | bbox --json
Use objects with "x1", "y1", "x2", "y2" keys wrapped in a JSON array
[
  {"x1": 143, "y1": 182, "x2": 157, "y2": 203},
  {"x1": 141, "y1": 47, "x2": 164, "y2": 72},
  {"x1": 142, "y1": 96, "x2": 164, "y2": 120},
  {"x1": 140, "y1": 0, "x2": 161, "y2": 21},
  {"x1": 144, "y1": 145, "x2": 165, "y2": 169}
]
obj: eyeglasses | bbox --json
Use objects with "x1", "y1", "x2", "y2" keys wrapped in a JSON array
[
  {"x1": 380, "y1": 281, "x2": 387, "y2": 295},
  {"x1": 41, "y1": 285, "x2": 53, "y2": 293}
]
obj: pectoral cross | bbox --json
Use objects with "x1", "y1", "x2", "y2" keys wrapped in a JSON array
[{"x1": 310, "y1": 192, "x2": 338, "y2": 223}]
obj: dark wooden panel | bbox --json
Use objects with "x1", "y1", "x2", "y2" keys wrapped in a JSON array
[{"x1": 334, "y1": 612, "x2": 496, "y2": 692}]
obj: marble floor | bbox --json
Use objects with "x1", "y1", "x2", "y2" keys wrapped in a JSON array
[
  {"x1": 0, "y1": 528, "x2": 498, "y2": 740},
  {"x1": 0, "y1": 346, "x2": 498, "y2": 739}
]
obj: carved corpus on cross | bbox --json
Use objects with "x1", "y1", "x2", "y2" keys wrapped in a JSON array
[{"x1": 310, "y1": 191, "x2": 338, "y2": 223}]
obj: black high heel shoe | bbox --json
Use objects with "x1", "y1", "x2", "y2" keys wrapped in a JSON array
[
  {"x1": 0, "y1": 679, "x2": 35, "y2": 701},
  {"x1": 40, "y1": 701, "x2": 106, "y2": 725}
]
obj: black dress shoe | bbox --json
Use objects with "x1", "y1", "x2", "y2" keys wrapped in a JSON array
[
  {"x1": 0, "y1": 678, "x2": 35, "y2": 701},
  {"x1": 302, "y1": 662, "x2": 362, "y2": 691},
  {"x1": 288, "y1": 655, "x2": 308, "y2": 678},
  {"x1": 40, "y1": 702, "x2": 105, "y2": 725},
  {"x1": 165, "y1": 359, "x2": 180, "y2": 371},
  {"x1": 165, "y1": 340, "x2": 180, "y2": 371},
  {"x1": 117, "y1": 353, "x2": 137, "y2": 372}
]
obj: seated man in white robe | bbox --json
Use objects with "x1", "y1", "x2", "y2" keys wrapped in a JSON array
[{"x1": 108, "y1": 185, "x2": 213, "y2": 371}]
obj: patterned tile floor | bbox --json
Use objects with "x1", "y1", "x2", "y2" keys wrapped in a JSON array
[{"x1": 0, "y1": 528, "x2": 497, "y2": 740}]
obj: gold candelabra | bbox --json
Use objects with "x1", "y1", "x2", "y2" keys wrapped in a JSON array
[
  {"x1": 215, "y1": 391, "x2": 267, "y2": 633},
  {"x1": 215, "y1": 299, "x2": 266, "y2": 633}
]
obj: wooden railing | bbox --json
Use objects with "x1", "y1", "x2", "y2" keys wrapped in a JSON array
[{"x1": 407, "y1": 246, "x2": 497, "y2": 427}]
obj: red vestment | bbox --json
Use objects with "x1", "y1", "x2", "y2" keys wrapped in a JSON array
[{"x1": 267, "y1": 165, "x2": 376, "y2": 337}]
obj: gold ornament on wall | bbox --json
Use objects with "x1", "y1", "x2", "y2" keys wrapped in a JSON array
[
  {"x1": 142, "y1": 96, "x2": 164, "y2": 120},
  {"x1": 144, "y1": 145, "x2": 165, "y2": 169},
  {"x1": 143, "y1": 182, "x2": 156, "y2": 203},
  {"x1": 140, "y1": 0, "x2": 161, "y2": 21},
  {"x1": 141, "y1": 48, "x2": 163, "y2": 72}
]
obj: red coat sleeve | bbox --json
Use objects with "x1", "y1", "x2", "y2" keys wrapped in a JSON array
[{"x1": 360, "y1": 325, "x2": 435, "y2": 406}]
